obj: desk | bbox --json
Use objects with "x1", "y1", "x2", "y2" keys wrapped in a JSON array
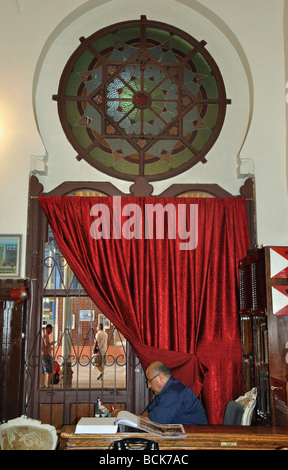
[{"x1": 59, "y1": 425, "x2": 288, "y2": 450}]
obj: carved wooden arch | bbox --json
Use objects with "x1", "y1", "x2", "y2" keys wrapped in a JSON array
[{"x1": 27, "y1": 175, "x2": 255, "y2": 257}]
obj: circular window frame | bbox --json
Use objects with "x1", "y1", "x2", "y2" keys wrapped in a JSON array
[{"x1": 54, "y1": 16, "x2": 230, "y2": 182}]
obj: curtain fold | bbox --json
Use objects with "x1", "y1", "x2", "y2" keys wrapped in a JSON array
[{"x1": 39, "y1": 196, "x2": 250, "y2": 424}]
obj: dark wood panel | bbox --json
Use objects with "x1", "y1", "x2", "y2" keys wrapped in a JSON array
[
  {"x1": 0, "y1": 279, "x2": 28, "y2": 421},
  {"x1": 59, "y1": 425, "x2": 288, "y2": 450}
]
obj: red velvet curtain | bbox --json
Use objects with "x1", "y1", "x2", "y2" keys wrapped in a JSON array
[{"x1": 39, "y1": 196, "x2": 250, "y2": 424}]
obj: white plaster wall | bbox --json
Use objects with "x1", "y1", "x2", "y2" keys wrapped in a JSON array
[
  {"x1": 0, "y1": 0, "x2": 89, "y2": 275},
  {"x1": 33, "y1": 0, "x2": 248, "y2": 191},
  {"x1": 0, "y1": 0, "x2": 287, "y2": 276}
]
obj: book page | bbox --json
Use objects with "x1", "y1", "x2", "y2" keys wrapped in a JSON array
[
  {"x1": 115, "y1": 410, "x2": 140, "y2": 427},
  {"x1": 75, "y1": 417, "x2": 118, "y2": 434},
  {"x1": 138, "y1": 417, "x2": 186, "y2": 437},
  {"x1": 115, "y1": 411, "x2": 186, "y2": 437}
]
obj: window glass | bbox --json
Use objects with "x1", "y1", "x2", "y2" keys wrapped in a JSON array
[{"x1": 55, "y1": 17, "x2": 229, "y2": 181}]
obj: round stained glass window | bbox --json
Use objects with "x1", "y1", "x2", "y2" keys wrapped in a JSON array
[{"x1": 54, "y1": 16, "x2": 230, "y2": 181}]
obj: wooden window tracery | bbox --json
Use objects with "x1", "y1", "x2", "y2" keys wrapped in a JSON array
[{"x1": 53, "y1": 16, "x2": 230, "y2": 181}]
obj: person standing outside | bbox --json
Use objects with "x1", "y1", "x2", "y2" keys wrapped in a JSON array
[
  {"x1": 94, "y1": 323, "x2": 108, "y2": 380},
  {"x1": 40, "y1": 324, "x2": 54, "y2": 388}
]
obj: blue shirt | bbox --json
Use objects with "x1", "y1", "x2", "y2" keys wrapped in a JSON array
[{"x1": 145, "y1": 376, "x2": 208, "y2": 425}]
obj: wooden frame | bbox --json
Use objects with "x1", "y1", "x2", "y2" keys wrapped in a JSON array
[
  {"x1": 53, "y1": 16, "x2": 230, "y2": 182},
  {"x1": 0, "y1": 234, "x2": 21, "y2": 278},
  {"x1": 23, "y1": 175, "x2": 255, "y2": 426}
]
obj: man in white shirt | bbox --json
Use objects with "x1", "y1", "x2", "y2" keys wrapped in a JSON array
[{"x1": 94, "y1": 323, "x2": 108, "y2": 380}]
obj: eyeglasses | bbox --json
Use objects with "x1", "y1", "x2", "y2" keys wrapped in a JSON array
[{"x1": 145, "y1": 373, "x2": 159, "y2": 387}]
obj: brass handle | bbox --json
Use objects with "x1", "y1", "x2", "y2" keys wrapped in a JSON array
[{"x1": 271, "y1": 386, "x2": 283, "y2": 390}]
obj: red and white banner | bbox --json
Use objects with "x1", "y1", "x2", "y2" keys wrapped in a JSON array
[
  {"x1": 272, "y1": 286, "x2": 288, "y2": 315},
  {"x1": 270, "y1": 247, "x2": 288, "y2": 279}
]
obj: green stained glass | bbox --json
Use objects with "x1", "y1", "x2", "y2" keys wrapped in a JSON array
[
  {"x1": 119, "y1": 100, "x2": 134, "y2": 114},
  {"x1": 116, "y1": 27, "x2": 141, "y2": 45},
  {"x1": 92, "y1": 33, "x2": 115, "y2": 54},
  {"x1": 170, "y1": 148, "x2": 194, "y2": 169},
  {"x1": 71, "y1": 50, "x2": 96, "y2": 72},
  {"x1": 202, "y1": 104, "x2": 219, "y2": 128},
  {"x1": 193, "y1": 52, "x2": 212, "y2": 75},
  {"x1": 129, "y1": 78, "x2": 141, "y2": 92},
  {"x1": 57, "y1": 17, "x2": 229, "y2": 181},
  {"x1": 65, "y1": 101, "x2": 81, "y2": 126},
  {"x1": 171, "y1": 35, "x2": 194, "y2": 57},
  {"x1": 144, "y1": 159, "x2": 170, "y2": 175},
  {"x1": 151, "y1": 88, "x2": 165, "y2": 100},
  {"x1": 201, "y1": 75, "x2": 219, "y2": 99},
  {"x1": 128, "y1": 107, "x2": 141, "y2": 122},
  {"x1": 143, "y1": 108, "x2": 157, "y2": 123},
  {"x1": 71, "y1": 125, "x2": 93, "y2": 150},
  {"x1": 65, "y1": 72, "x2": 84, "y2": 96},
  {"x1": 114, "y1": 158, "x2": 140, "y2": 175},
  {"x1": 146, "y1": 28, "x2": 171, "y2": 46},
  {"x1": 89, "y1": 146, "x2": 114, "y2": 167},
  {"x1": 151, "y1": 101, "x2": 165, "y2": 114},
  {"x1": 192, "y1": 128, "x2": 213, "y2": 151},
  {"x1": 120, "y1": 86, "x2": 134, "y2": 100}
]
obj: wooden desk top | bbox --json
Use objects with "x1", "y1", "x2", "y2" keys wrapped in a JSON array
[{"x1": 59, "y1": 425, "x2": 288, "y2": 450}]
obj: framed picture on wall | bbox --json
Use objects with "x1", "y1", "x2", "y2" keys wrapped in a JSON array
[
  {"x1": 0, "y1": 235, "x2": 21, "y2": 278},
  {"x1": 79, "y1": 310, "x2": 95, "y2": 321}
]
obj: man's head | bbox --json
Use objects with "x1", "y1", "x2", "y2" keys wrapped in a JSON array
[
  {"x1": 46, "y1": 324, "x2": 53, "y2": 335},
  {"x1": 145, "y1": 361, "x2": 171, "y2": 395}
]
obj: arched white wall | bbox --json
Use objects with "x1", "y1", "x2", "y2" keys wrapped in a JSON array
[{"x1": 34, "y1": 0, "x2": 252, "y2": 197}]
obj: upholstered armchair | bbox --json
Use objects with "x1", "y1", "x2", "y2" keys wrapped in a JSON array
[
  {"x1": 235, "y1": 387, "x2": 258, "y2": 425},
  {"x1": 0, "y1": 415, "x2": 57, "y2": 450}
]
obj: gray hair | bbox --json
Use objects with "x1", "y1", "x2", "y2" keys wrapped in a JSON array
[{"x1": 153, "y1": 362, "x2": 171, "y2": 377}]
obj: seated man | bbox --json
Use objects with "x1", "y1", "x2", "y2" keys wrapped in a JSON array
[{"x1": 143, "y1": 361, "x2": 208, "y2": 425}]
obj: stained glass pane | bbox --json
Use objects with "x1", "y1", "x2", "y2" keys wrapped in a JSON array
[
  {"x1": 89, "y1": 139, "x2": 140, "y2": 176},
  {"x1": 56, "y1": 17, "x2": 229, "y2": 180},
  {"x1": 92, "y1": 33, "x2": 115, "y2": 55},
  {"x1": 171, "y1": 35, "x2": 194, "y2": 57},
  {"x1": 71, "y1": 50, "x2": 97, "y2": 73},
  {"x1": 65, "y1": 72, "x2": 84, "y2": 96}
]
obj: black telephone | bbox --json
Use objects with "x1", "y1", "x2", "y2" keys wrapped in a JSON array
[{"x1": 110, "y1": 438, "x2": 159, "y2": 450}]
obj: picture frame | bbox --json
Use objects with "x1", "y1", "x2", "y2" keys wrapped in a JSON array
[
  {"x1": 79, "y1": 310, "x2": 95, "y2": 321},
  {"x1": 0, "y1": 235, "x2": 21, "y2": 278}
]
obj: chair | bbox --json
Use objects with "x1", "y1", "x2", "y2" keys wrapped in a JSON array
[
  {"x1": 223, "y1": 400, "x2": 244, "y2": 425},
  {"x1": 0, "y1": 415, "x2": 57, "y2": 450},
  {"x1": 235, "y1": 387, "x2": 257, "y2": 425}
]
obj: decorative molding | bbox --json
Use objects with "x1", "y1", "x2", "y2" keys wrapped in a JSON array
[
  {"x1": 30, "y1": 155, "x2": 48, "y2": 176},
  {"x1": 129, "y1": 177, "x2": 154, "y2": 197},
  {"x1": 237, "y1": 157, "x2": 254, "y2": 179}
]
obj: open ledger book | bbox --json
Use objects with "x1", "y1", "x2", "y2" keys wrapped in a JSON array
[{"x1": 75, "y1": 410, "x2": 186, "y2": 437}]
